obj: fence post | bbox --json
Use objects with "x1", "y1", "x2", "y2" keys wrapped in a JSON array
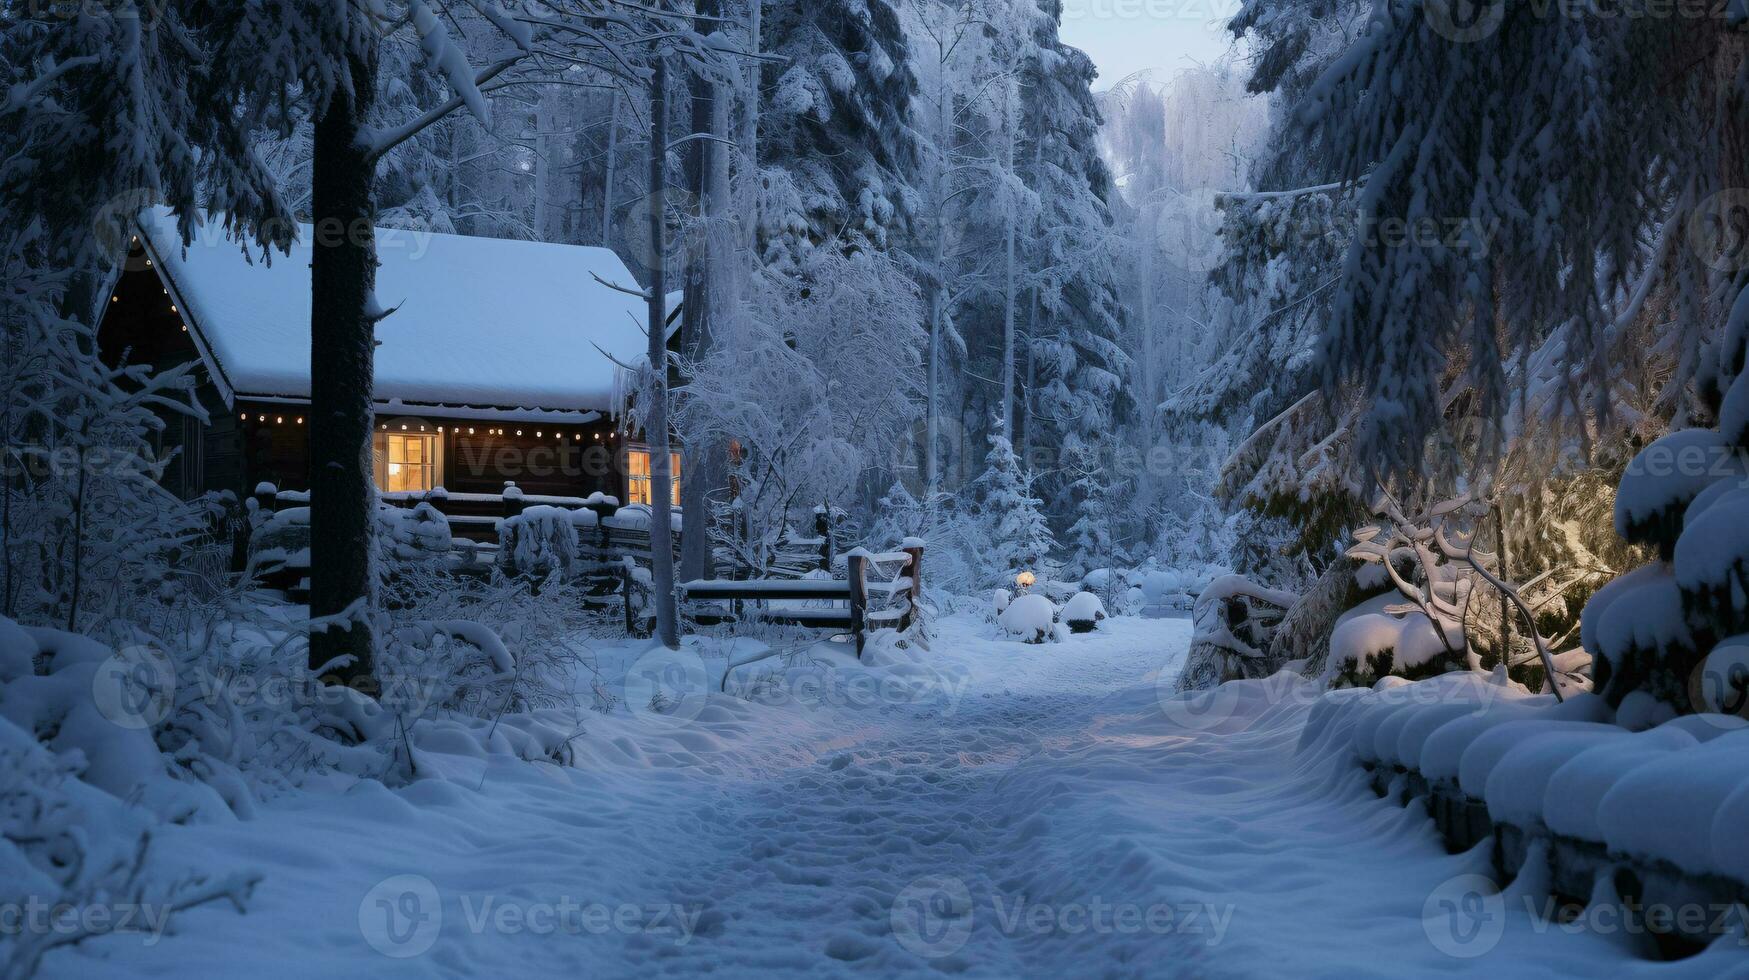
[
  {"x1": 253, "y1": 481, "x2": 278, "y2": 514},
  {"x1": 816, "y1": 505, "x2": 833, "y2": 571},
  {"x1": 902, "y1": 537, "x2": 924, "y2": 632},
  {"x1": 622, "y1": 562, "x2": 636, "y2": 636},
  {"x1": 846, "y1": 548, "x2": 869, "y2": 659},
  {"x1": 502, "y1": 481, "x2": 526, "y2": 518}
]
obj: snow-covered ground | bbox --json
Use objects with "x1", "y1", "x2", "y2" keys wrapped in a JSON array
[{"x1": 50, "y1": 615, "x2": 1748, "y2": 978}]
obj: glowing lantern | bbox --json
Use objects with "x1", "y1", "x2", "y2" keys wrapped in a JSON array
[{"x1": 1015, "y1": 570, "x2": 1037, "y2": 591}]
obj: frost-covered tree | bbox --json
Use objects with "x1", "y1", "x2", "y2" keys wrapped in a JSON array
[
  {"x1": 757, "y1": 0, "x2": 921, "y2": 267},
  {"x1": 974, "y1": 425, "x2": 1055, "y2": 582}
]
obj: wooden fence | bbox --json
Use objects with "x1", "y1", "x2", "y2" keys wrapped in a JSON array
[
  {"x1": 681, "y1": 541, "x2": 923, "y2": 659},
  {"x1": 248, "y1": 483, "x2": 922, "y2": 650}
]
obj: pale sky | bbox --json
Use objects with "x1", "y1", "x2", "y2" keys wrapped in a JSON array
[{"x1": 1057, "y1": 0, "x2": 1243, "y2": 90}]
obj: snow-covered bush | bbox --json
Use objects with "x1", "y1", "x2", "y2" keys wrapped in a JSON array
[
  {"x1": 998, "y1": 593, "x2": 1057, "y2": 644},
  {"x1": 1272, "y1": 556, "x2": 1399, "y2": 678},
  {"x1": 1177, "y1": 575, "x2": 1297, "y2": 692},
  {"x1": 0, "y1": 709, "x2": 258, "y2": 978},
  {"x1": 1321, "y1": 594, "x2": 1466, "y2": 689},
  {"x1": 1061, "y1": 592, "x2": 1107, "y2": 633},
  {"x1": 380, "y1": 501, "x2": 453, "y2": 562},
  {"x1": 497, "y1": 505, "x2": 582, "y2": 583},
  {"x1": 1583, "y1": 408, "x2": 1749, "y2": 713}
]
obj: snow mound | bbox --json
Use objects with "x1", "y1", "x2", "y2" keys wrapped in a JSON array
[
  {"x1": 998, "y1": 594, "x2": 1057, "y2": 644},
  {"x1": 1060, "y1": 592, "x2": 1107, "y2": 632}
]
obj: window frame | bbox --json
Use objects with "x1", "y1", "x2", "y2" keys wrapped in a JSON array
[
  {"x1": 625, "y1": 445, "x2": 682, "y2": 507},
  {"x1": 372, "y1": 423, "x2": 442, "y2": 495}
]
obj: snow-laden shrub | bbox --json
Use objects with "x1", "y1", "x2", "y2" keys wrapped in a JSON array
[
  {"x1": 0, "y1": 711, "x2": 258, "y2": 977},
  {"x1": 381, "y1": 501, "x2": 453, "y2": 562},
  {"x1": 497, "y1": 505, "x2": 581, "y2": 582},
  {"x1": 1673, "y1": 486, "x2": 1749, "y2": 637},
  {"x1": 1582, "y1": 419, "x2": 1749, "y2": 711},
  {"x1": 1582, "y1": 563, "x2": 1698, "y2": 712},
  {"x1": 245, "y1": 505, "x2": 310, "y2": 578},
  {"x1": 1061, "y1": 592, "x2": 1107, "y2": 633},
  {"x1": 998, "y1": 594, "x2": 1057, "y2": 644},
  {"x1": 1273, "y1": 556, "x2": 1399, "y2": 678},
  {"x1": 1320, "y1": 594, "x2": 1468, "y2": 689},
  {"x1": 1615, "y1": 429, "x2": 1749, "y2": 560},
  {"x1": 1177, "y1": 575, "x2": 1297, "y2": 693}
]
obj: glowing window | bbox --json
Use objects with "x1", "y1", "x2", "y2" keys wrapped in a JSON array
[
  {"x1": 627, "y1": 448, "x2": 682, "y2": 506},
  {"x1": 373, "y1": 431, "x2": 438, "y2": 493}
]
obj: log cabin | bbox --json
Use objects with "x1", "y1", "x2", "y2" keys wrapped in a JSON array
[{"x1": 97, "y1": 209, "x2": 684, "y2": 536}]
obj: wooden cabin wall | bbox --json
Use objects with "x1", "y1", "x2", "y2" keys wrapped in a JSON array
[{"x1": 97, "y1": 261, "x2": 245, "y2": 499}]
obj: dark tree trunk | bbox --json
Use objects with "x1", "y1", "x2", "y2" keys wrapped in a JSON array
[
  {"x1": 307, "y1": 48, "x2": 382, "y2": 687},
  {"x1": 680, "y1": 0, "x2": 724, "y2": 584},
  {"x1": 647, "y1": 58, "x2": 681, "y2": 649}
]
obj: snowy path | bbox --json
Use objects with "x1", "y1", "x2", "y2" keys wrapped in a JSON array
[{"x1": 73, "y1": 616, "x2": 1746, "y2": 978}]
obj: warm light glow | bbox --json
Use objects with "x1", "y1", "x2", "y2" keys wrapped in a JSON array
[{"x1": 1016, "y1": 571, "x2": 1037, "y2": 589}]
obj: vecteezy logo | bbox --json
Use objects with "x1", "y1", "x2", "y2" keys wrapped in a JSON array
[
  {"x1": 1151, "y1": 187, "x2": 1225, "y2": 277},
  {"x1": 623, "y1": 645, "x2": 711, "y2": 727},
  {"x1": 1422, "y1": 874, "x2": 1505, "y2": 958},
  {"x1": 1155, "y1": 668, "x2": 1243, "y2": 733},
  {"x1": 1690, "y1": 189, "x2": 1749, "y2": 272},
  {"x1": 1423, "y1": 0, "x2": 1506, "y2": 43},
  {"x1": 91, "y1": 644, "x2": 176, "y2": 730},
  {"x1": 891, "y1": 876, "x2": 974, "y2": 959},
  {"x1": 359, "y1": 874, "x2": 442, "y2": 958},
  {"x1": 1692, "y1": 642, "x2": 1749, "y2": 721}
]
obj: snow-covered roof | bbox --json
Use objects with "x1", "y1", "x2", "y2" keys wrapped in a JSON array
[{"x1": 137, "y1": 208, "x2": 677, "y2": 418}]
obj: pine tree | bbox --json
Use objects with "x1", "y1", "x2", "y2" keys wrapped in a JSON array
[
  {"x1": 1064, "y1": 438, "x2": 1116, "y2": 580},
  {"x1": 975, "y1": 424, "x2": 1055, "y2": 583},
  {"x1": 758, "y1": 0, "x2": 922, "y2": 267}
]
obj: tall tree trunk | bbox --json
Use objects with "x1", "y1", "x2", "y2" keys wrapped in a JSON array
[
  {"x1": 308, "y1": 47, "x2": 381, "y2": 687},
  {"x1": 741, "y1": 0, "x2": 763, "y2": 262},
  {"x1": 647, "y1": 58, "x2": 681, "y2": 649},
  {"x1": 64, "y1": 438, "x2": 87, "y2": 632},
  {"x1": 1000, "y1": 78, "x2": 1018, "y2": 433},
  {"x1": 1022, "y1": 288, "x2": 1038, "y2": 464},
  {"x1": 681, "y1": 0, "x2": 724, "y2": 584},
  {"x1": 925, "y1": 41, "x2": 950, "y2": 493},
  {"x1": 601, "y1": 89, "x2": 621, "y2": 248}
]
